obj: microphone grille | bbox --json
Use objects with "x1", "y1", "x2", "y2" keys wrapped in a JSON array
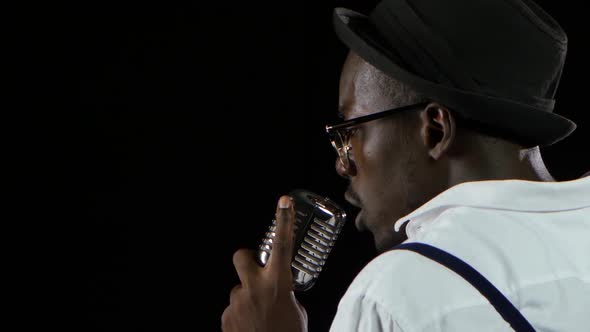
[{"x1": 257, "y1": 190, "x2": 346, "y2": 291}]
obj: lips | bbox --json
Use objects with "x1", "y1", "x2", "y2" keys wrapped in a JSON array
[{"x1": 344, "y1": 187, "x2": 366, "y2": 231}]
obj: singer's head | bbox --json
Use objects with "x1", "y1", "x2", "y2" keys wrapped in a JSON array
[
  {"x1": 330, "y1": 0, "x2": 573, "y2": 253},
  {"x1": 332, "y1": 51, "x2": 564, "y2": 253}
]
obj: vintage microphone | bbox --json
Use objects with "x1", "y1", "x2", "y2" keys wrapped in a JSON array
[{"x1": 256, "y1": 189, "x2": 347, "y2": 291}]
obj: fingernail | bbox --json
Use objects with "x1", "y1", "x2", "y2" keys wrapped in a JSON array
[{"x1": 278, "y1": 196, "x2": 292, "y2": 209}]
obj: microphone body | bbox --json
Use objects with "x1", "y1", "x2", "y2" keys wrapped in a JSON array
[{"x1": 257, "y1": 189, "x2": 347, "y2": 291}]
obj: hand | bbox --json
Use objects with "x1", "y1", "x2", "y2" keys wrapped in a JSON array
[{"x1": 221, "y1": 196, "x2": 308, "y2": 332}]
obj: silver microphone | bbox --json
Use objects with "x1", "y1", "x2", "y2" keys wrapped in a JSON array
[{"x1": 256, "y1": 189, "x2": 347, "y2": 291}]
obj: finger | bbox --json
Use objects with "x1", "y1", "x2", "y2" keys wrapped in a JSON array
[
  {"x1": 232, "y1": 249, "x2": 258, "y2": 287},
  {"x1": 229, "y1": 284, "x2": 241, "y2": 304},
  {"x1": 268, "y1": 195, "x2": 295, "y2": 272},
  {"x1": 292, "y1": 291, "x2": 308, "y2": 323},
  {"x1": 221, "y1": 306, "x2": 233, "y2": 331}
]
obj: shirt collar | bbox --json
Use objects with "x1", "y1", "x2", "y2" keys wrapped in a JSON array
[{"x1": 394, "y1": 176, "x2": 590, "y2": 238}]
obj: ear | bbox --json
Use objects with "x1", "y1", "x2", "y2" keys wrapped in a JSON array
[{"x1": 418, "y1": 103, "x2": 457, "y2": 160}]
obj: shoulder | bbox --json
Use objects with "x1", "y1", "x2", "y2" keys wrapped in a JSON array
[
  {"x1": 333, "y1": 199, "x2": 590, "y2": 331},
  {"x1": 330, "y1": 250, "x2": 420, "y2": 331},
  {"x1": 336, "y1": 243, "x2": 489, "y2": 330}
]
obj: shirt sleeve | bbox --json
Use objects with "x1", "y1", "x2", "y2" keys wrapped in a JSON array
[{"x1": 329, "y1": 293, "x2": 405, "y2": 332}]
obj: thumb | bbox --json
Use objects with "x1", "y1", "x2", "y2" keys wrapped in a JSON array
[
  {"x1": 292, "y1": 292, "x2": 308, "y2": 323},
  {"x1": 267, "y1": 195, "x2": 296, "y2": 274}
]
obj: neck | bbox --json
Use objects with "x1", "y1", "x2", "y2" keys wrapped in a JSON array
[{"x1": 448, "y1": 141, "x2": 555, "y2": 186}]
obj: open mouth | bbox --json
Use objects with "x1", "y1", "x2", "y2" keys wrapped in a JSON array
[{"x1": 344, "y1": 189, "x2": 366, "y2": 231}]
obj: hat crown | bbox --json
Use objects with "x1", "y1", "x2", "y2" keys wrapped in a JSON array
[
  {"x1": 369, "y1": 0, "x2": 567, "y2": 104},
  {"x1": 333, "y1": 0, "x2": 576, "y2": 146}
]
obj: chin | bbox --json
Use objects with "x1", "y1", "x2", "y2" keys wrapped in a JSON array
[{"x1": 354, "y1": 210, "x2": 367, "y2": 232}]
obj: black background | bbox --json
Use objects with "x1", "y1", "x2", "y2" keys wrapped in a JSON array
[{"x1": 41, "y1": 1, "x2": 589, "y2": 331}]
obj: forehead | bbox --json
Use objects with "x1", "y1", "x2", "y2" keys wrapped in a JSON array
[{"x1": 338, "y1": 53, "x2": 395, "y2": 119}]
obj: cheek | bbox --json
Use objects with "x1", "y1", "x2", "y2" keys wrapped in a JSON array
[
  {"x1": 356, "y1": 127, "x2": 409, "y2": 198},
  {"x1": 357, "y1": 126, "x2": 404, "y2": 179},
  {"x1": 363, "y1": 126, "x2": 421, "y2": 209}
]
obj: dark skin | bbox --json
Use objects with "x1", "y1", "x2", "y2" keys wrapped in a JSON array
[
  {"x1": 221, "y1": 51, "x2": 554, "y2": 331},
  {"x1": 337, "y1": 52, "x2": 553, "y2": 253}
]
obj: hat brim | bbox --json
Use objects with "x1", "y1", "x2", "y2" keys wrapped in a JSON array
[{"x1": 333, "y1": 7, "x2": 576, "y2": 147}]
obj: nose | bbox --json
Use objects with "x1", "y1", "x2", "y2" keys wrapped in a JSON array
[{"x1": 335, "y1": 157, "x2": 356, "y2": 179}]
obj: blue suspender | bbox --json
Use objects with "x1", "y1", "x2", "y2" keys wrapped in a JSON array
[{"x1": 393, "y1": 242, "x2": 536, "y2": 332}]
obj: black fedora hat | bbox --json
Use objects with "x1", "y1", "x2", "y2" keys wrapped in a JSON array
[{"x1": 333, "y1": 0, "x2": 576, "y2": 147}]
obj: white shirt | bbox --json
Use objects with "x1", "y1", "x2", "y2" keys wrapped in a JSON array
[{"x1": 330, "y1": 177, "x2": 590, "y2": 331}]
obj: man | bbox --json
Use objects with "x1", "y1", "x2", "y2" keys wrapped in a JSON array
[{"x1": 221, "y1": 0, "x2": 590, "y2": 331}]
